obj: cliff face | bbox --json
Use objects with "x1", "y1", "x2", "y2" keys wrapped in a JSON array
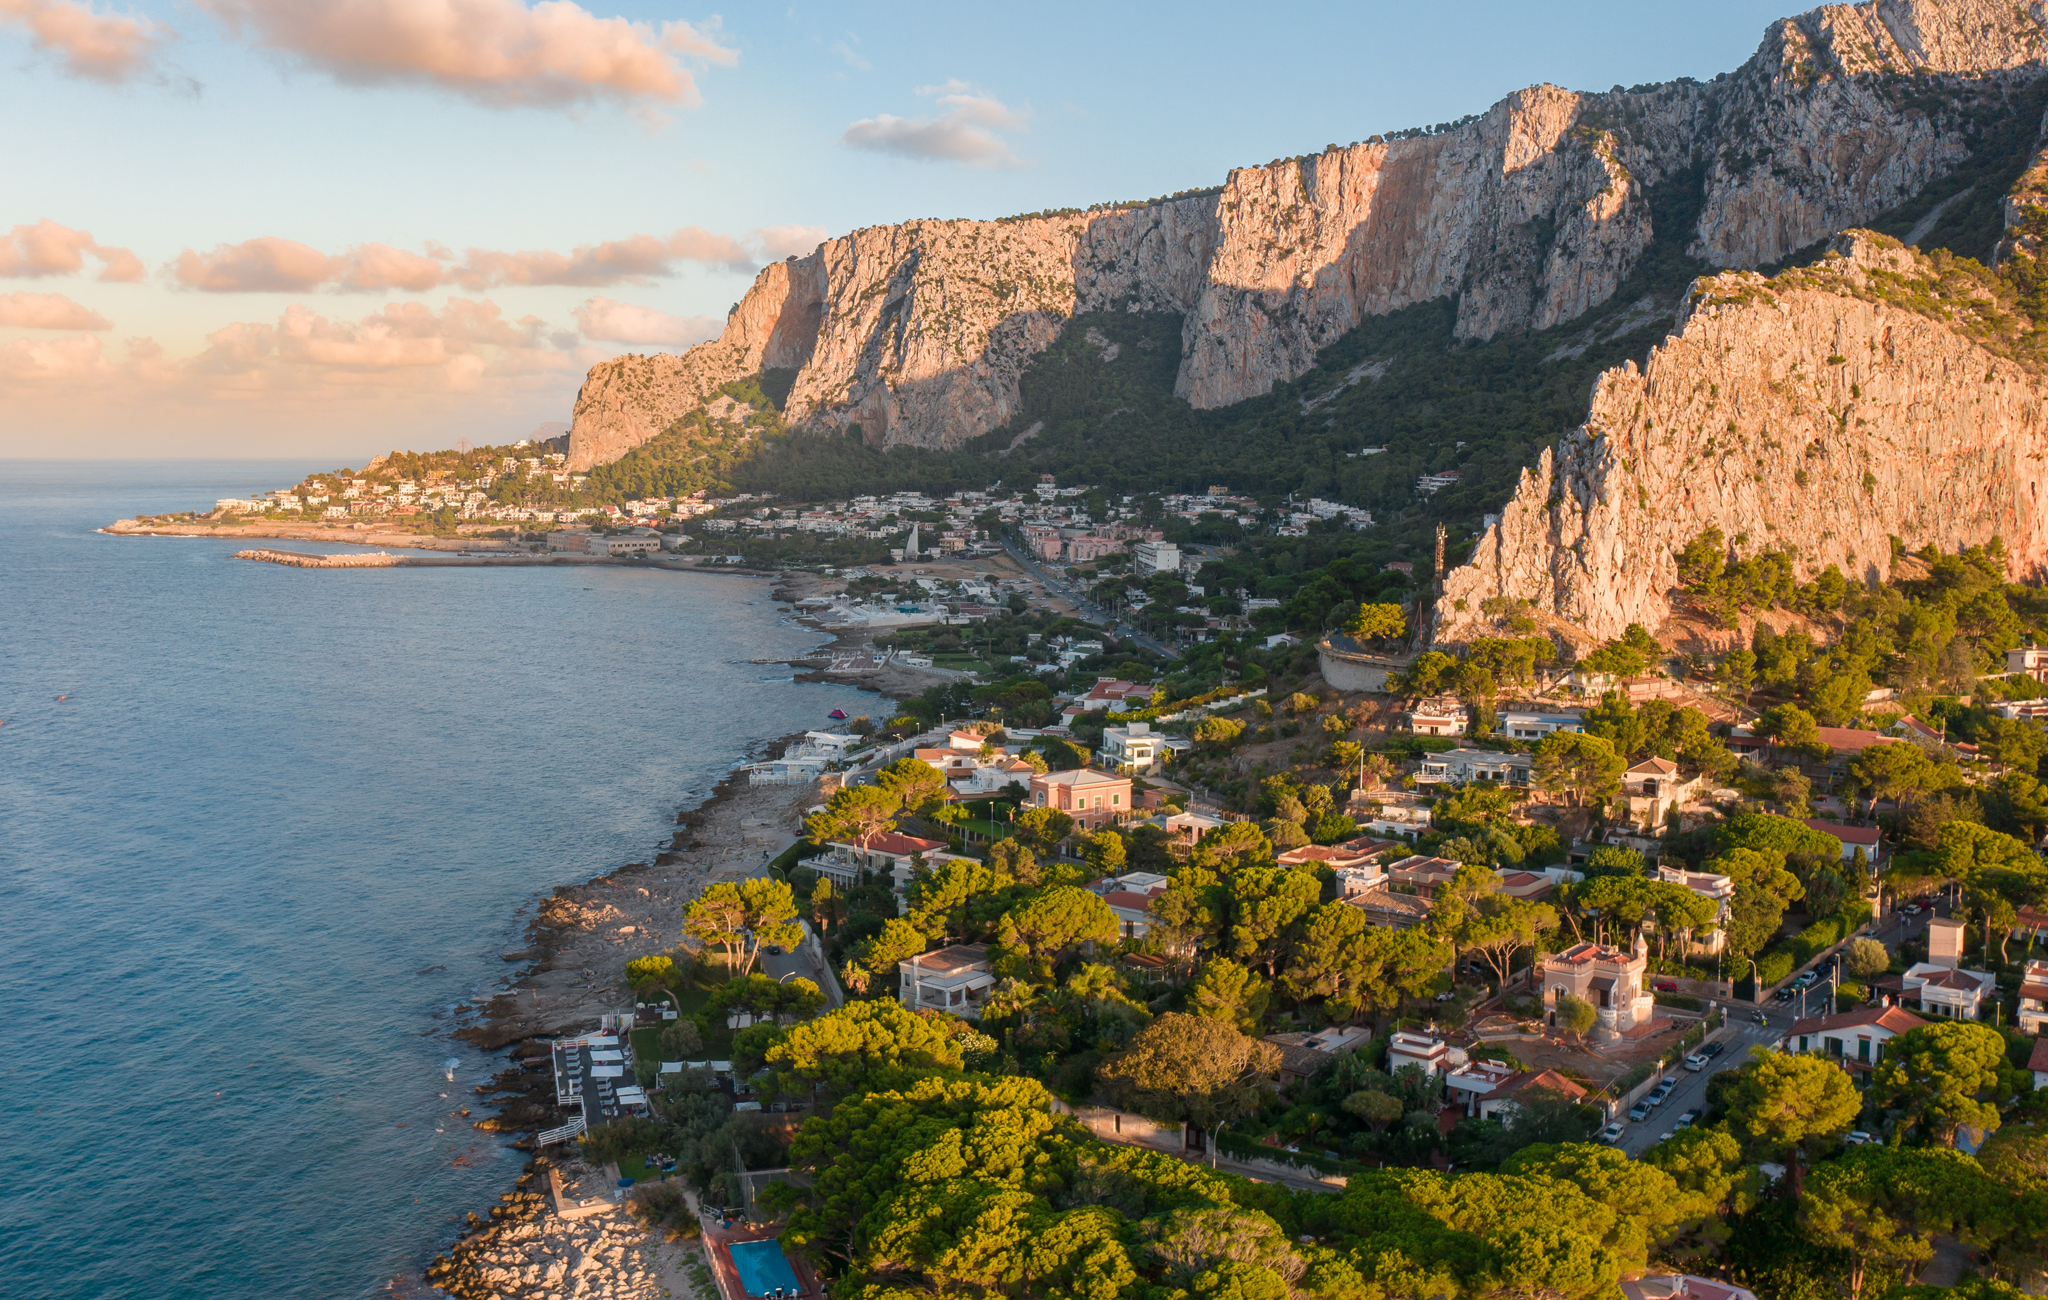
[
  {"x1": 570, "y1": 0, "x2": 2048, "y2": 469},
  {"x1": 1434, "y1": 234, "x2": 2048, "y2": 643}
]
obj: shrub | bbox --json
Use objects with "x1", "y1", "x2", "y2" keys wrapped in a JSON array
[{"x1": 1757, "y1": 948, "x2": 1796, "y2": 988}]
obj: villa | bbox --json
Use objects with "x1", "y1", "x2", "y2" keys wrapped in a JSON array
[
  {"x1": 899, "y1": 945, "x2": 996, "y2": 1019},
  {"x1": 1029, "y1": 768, "x2": 1134, "y2": 830},
  {"x1": 1541, "y1": 935, "x2": 1654, "y2": 1039}
]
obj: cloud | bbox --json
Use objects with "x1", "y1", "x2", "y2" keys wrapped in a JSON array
[
  {"x1": 198, "y1": 0, "x2": 737, "y2": 110},
  {"x1": 0, "y1": 331, "x2": 111, "y2": 383},
  {"x1": 830, "y1": 36, "x2": 868, "y2": 72},
  {"x1": 172, "y1": 237, "x2": 337, "y2": 293},
  {"x1": 169, "y1": 226, "x2": 800, "y2": 293},
  {"x1": 572, "y1": 295, "x2": 719, "y2": 346},
  {"x1": 0, "y1": 290, "x2": 111, "y2": 329},
  {"x1": 842, "y1": 80, "x2": 1027, "y2": 167},
  {"x1": 750, "y1": 224, "x2": 827, "y2": 260},
  {"x1": 0, "y1": 219, "x2": 144, "y2": 281},
  {"x1": 0, "y1": 0, "x2": 168, "y2": 84}
]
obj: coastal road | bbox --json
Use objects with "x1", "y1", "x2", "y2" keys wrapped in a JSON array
[
  {"x1": 999, "y1": 537, "x2": 1175, "y2": 658},
  {"x1": 1616, "y1": 1005, "x2": 1788, "y2": 1157}
]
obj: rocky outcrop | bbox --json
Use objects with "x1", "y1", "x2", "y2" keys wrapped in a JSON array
[
  {"x1": 1434, "y1": 233, "x2": 2048, "y2": 643},
  {"x1": 570, "y1": 0, "x2": 2048, "y2": 468}
]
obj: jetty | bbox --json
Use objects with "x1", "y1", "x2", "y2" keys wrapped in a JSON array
[{"x1": 235, "y1": 549, "x2": 404, "y2": 568}]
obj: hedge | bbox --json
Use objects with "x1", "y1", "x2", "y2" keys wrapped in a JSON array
[
  {"x1": 1215, "y1": 1130, "x2": 1361, "y2": 1177},
  {"x1": 1757, "y1": 949, "x2": 1796, "y2": 987},
  {"x1": 1653, "y1": 991, "x2": 1706, "y2": 1011}
]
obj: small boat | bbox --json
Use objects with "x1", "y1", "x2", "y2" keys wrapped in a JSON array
[{"x1": 828, "y1": 708, "x2": 848, "y2": 720}]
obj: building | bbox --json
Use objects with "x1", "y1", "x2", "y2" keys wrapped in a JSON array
[
  {"x1": 2022, "y1": 961, "x2": 2048, "y2": 1035},
  {"x1": 1781, "y1": 1005, "x2": 1927, "y2": 1069},
  {"x1": 1029, "y1": 768, "x2": 1135, "y2": 830},
  {"x1": 2030, "y1": 1037, "x2": 2048, "y2": 1089},
  {"x1": 1090, "y1": 871, "x2": 1171, "y2": 939},
  {"x1": 2009, "y1": 645, "x2": 2048, "y2": 680},
  {"x1": 1799, "y1": 818, "x2": 1882, "y2": 863},
  {"x1": 1131, "y1": 539, "x2": 1180, "y2": 574},
  {"x1": 816, "y1": 832, "x2": 960, "y2": 898},
  {"x1": 1926, "y1": 916, "x2": 1967, "y2": 968},
  {"x1": 1406, "y1": 696, "x2": 1470, "y2": 736},
  {"x1": 1417, "y1": 747, "x2": 1531, "y2": 787},
  {"x1": 1445, "y1": 1058, "x2": 1521, "y2": 1114},
  {"x1": 1262, "y1": 1026, "x2": 1374, "y2": 1085},
  {"x1": 594, "y1": 535, "x2": 662, "y2": 557},
  {"x1": 1903, "y1": 962, "x2": 1996, "y2": 1019},
  {"x1": 1277, "y1": 839, "x2": 1394, "y2": 873},
  {"x1": 1475, "y1": 1068, "x2": 1588, "y2": 1121},
  {"x1": 1385, "y1": 854, "x2": 1463, "y2": 896},
  {"x1": 1499, "y1": 711, "x2": 1584, "y2": 741},
  {"x1": 1622, "y1": 1277, "x2": 1760, "y2": 1300},
  {"x1": 1620, "y1": 757, "x2": 1701, "y2": 830},
  {"x1": 1385, "y1": 1030, "x2": 1463, "y2": 1077},
  {"x1": 1541, "y1": 936, "x2": 1654, "y2": 1039},
  {"x1": 1344, "y1": 882, "x2": 1433, "y2": 929},
  {"x1": 1655, "y1": 865, "x2": 1734, "y2": 953},
  {"x1": 899, "y1": 945, "x2": 995, "y2": 1019},
  {"x1": 1099, "y1": 721, "x2": 1164, "y2": 774}
]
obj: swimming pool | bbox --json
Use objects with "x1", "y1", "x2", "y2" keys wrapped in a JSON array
[{"x1": 729, "y1": 1239, "x2": 801, "y2": 1297}]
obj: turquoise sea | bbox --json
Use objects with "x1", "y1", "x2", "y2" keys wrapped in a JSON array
[{"x1": 0, "y1": 462, "x2": 877, "y2": 1300}]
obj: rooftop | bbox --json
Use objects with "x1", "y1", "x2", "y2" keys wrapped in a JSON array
[
  {"x1": 1801, "y1": 818, "x2": 1881, "y2": 846},
  {"x1": 1786, "y1": 1005, "x2": 1928, "y2": 1037},
  {"x1": 903, "y1": 944, "x2": 991, "y2": 976}
]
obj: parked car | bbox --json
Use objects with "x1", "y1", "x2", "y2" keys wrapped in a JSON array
[
  {"x1": 1658, "y1": 1130, "x2": 1676, "y2": 1145},
  {"x1": 1702, "y1": 1040, "x2": 1727, "y2": 1059},
  {"x1": 1600, "y1": 1122, "x2": 1627, "y2": 1144},
  {"x1": 1654, "y1": 980, "x2": 1679, "y2": 992},
  {"x1": 1774, "y1": 987, "x2": 1797, "y2": 1002},
  {"x1": 1684, "y1": 1052, "x2": 1710, "y2": 1072},
  {"x1": 1792, "y1": 971, "x2": 1818, "y2": 989},
  {"x1": 1844, "y1": 1131, "x2": 1876, "y2": 1146},
  {"x1": 1902, "y1": 903, "x2": 1924, "y2": 916},
  {"x1": 1629, "y1": 1102, "x2": 1653, "y2": 1122},
  {"x1": 1678, "y1": 1109, "x2": 1702, "y2": 1128}
]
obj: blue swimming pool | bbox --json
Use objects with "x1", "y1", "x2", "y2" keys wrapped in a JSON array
[{"x1": 729, "y1": 1239, "x2": 800, "y2": 1296}]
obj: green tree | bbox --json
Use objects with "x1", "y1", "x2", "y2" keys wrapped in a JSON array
[
  {"x1": 1082, "y1": 828, "x2": 1128, "y2": 876},
  {"x1": 682, "y1": 878, "x2": 803, "y2": 977},
  {"x1": 875, "y1": 755, "x2": 949, "y2": 812},
  {"x1": 1013, "y1": 806, "x2": 1075, "y2": 854},
  {"x1": 659, "y1": 1018, "x2": 704, "y2": 1061},
  {"x1": 1843, "y1": 936, "x2": 1891, "y2": 981},
  {"x1": 862, "y1": 916, "x2": 929, "y2": 974},
  {"x1": 1554, "y1": 993, "x2": 1598, "y2": 1042},
  {"x1": 805, "y1": 782, "x2": 900, "y2": 848},
  {"x1": 1346, "y1": 603, "x2": 1406, "y2": 641},
  {"x1": 1850, "y1": 740, "x2": 1932, "y2": 807},
  {"x1": 1096, "y1": 1012, "x2": 1281, "y2": 1126},
  {"x1": 1758, "y1": 703, "x2": 1828, "y2": 760},
  {"x1": 1190, "y1": 957, "x2": 1271, "y2": 1033},
  {"x1": 997, "y1": 885, "x2": 1119, "y2": 976},
  {"x1": 1872, "y1": 1021, "x2": 2010, "y2": 1148},
  {"x1": 1227, "y1": 866, "x2": 1322, "y2": 977},
  {"x1": 1721, "y1": 1050, "x2": 1859, "y2": 1188},
  {"x1": 1802, "y1": 1147, "x2": 2004, "y2": 1300},
  {"x1": 1342, "y1": 1087, "x2": 1405, "y2": 1132},
  {"x1": 1532, "y1": 731, "x2": 1626, "y2": 807},
  {"x1": 763, "y1": 998, "x2": 965, "y2": 1097},
  {"x1": 1456, "y1": 897, "x2": 1557, "y2": 986}
]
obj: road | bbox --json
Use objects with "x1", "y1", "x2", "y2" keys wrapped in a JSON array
[
  {"x1": 1615, "y1": 1004, "x2": 1791, "y2": 1156},
  {"x1": 999, "y1": 537, "x2": 1176, "y2": 658}
]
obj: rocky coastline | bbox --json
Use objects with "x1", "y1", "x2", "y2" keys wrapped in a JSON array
[{"x1": 420, "y1": 588, "x2": 942, "y2": 1299}]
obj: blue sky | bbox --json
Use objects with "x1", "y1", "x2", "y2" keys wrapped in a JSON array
[{"x1": 1, "y1": 0, "x2": 1795, "y2": 459}]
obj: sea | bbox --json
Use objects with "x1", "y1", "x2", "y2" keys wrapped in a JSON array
[{"x1": 0, "y1": 461, "x2": 881, "y2": 1300}]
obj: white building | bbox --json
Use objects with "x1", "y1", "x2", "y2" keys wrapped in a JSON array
[
  {"x1": 899, "y1": 944, "x2": 995, "y2": 1019},
  {"x1": 1498, "y1": 711, "x2": 1583, "y2": 741},
  {"x1": 1385, "y1": 1030, "x2": 1464, "y2": 1077},
  {"x1": 1416, "y1": 748, "x2": 1531, "y2": 787},
  {"x1": 1131, "y1": 539, "x2": 1181, "y2": 574},
  {"x1": 1099, "y1": 721, "x2": 1164, "y2": 774},
  {"x1": 1903, "y1": 963, "x2": 1996, "y2": 1019},
  {"x1": 1781, "y1": 1005, "x2": 1927, "y2": 1070}
]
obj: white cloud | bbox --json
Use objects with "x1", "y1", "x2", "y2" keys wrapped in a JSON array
[
  {"x1": 750, "y1": 224, "x2": 826, "y2": 260},
  {"x1": 0, "y1": 290, "x2": 111, "y2": 329},
  {"x1": 0, "y1": 0, "x2": 168, "y2": 84},
  {"x1": 572, "y1": 295, "x2": 719, "y2": 346},
  {"x1": 830, "y1": 35, "x2": 868, "y2": 72},
  {"x1": 842, "y1": 80, "x2": 1027, "y2": 167},
  {"x1": 198, "y1": 0, "x2": 737, "y2": 110}
]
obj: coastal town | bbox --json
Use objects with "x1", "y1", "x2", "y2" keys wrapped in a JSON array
[{"x1": 424, "y1": 510, "x2": 2048, "y2": 1300}]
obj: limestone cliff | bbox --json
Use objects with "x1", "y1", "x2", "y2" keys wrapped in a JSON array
[
  {"x1": 1434, "y1": 233, "x2": 2048, "y2": 644},
  {"x1": 570, "y1": 0, "x2": 2048, "y2": 469}
]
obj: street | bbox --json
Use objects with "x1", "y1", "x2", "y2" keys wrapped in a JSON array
[
  {"x1": 1614, "y1": 1005, "x2": 1790, "y2": 1156},
  {"x1": 999, "y1": 537, "x2": 1176, "y2": 658}
]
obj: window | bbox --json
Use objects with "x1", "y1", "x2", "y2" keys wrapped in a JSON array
[
  {"x1": 1857, "y1": 1038, "x2": 1870, "y2": 1062},
  {"x1": 1824, "y1": 1037, "x2": 1844, "y2": 1057},
  {"x1": 1111, "y1": 794, "x2": 1121, "y2": 806}
]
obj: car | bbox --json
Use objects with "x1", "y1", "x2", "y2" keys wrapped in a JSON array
[
  {"x1": 1654, "y1": 980, "x2": 1679, "y2": 992},
  {"x1": 1433, "y1": 991, "x2": 1457, "y2": 1002},
  {"x1": 1678, "y1": 1109, "x2": 1702, "y2": 1128},
  {"x1": 1844, "y1": 1131, "x2": 1876, "y2": 1146},
  {"x1": 1704, "y1": 1041, "x2": 1727, "y2": 1058},
  {"x1": 1774, "y1": 986, "x2": 1797, "y2": 1002},
  {"x1": 1684, "y1": 1052, "x2": 1710, "y2": 1072},
  {"x1": 1629, "y1": 1102, "x2": 1653, "y2": 1122},
  {"x1": 1658, "y1": 1130, "x2": 1676, "y2": 1145},
  {"x1": 1792, "y1": 971, "x2": 1818, "y2": 989},
  {"x1": 1903, "y1": 903, "x2": 1924, "y2": 916},
  {"x1": 1600, "y1": 1122, "x2": 1627, "y2": 1144}
]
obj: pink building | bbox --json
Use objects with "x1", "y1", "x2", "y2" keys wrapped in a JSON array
[{"x1": 1029, "y1": 768, "x2": 1134, "y2": 830}]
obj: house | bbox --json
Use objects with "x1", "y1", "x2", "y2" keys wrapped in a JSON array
[
  {"x1": 2009, "y1": 645, "x2": 2048, "y2": 680},
  {"x1": 1386, "y1": 1030, "x2": 1464, "y2": 1077},
  {"x1": 1355, "y1": 791, "x2": 1433, "y2": 839},
  {"x1": 1655, "y1": 865, "x2": 1734, "y2": 953},
  {"x1": 1620, "y1": 757, "x2": 1701, "y2": 830},
  {"x1": 1344, "y1": 882, "x2": 1434, "y2": 929},
  {"x1": 1416, "y1": 747, "x2": 1531, "y2": 786},
  {"x1": 1070, "y1": 677, "x2": 1155, "y2": 712},
  {"x1": 1131, "y1": 539, "x2": 1180, "y2": 573},
  {"x1": 2030, "y1": 1037, "x2": 2048, "y2": 1089},
  {"x1": 1445, "y1": 1058, "x2": 1520, "y2": 1114},
  {"x1": 952, "y1": 755, "x2": 1036, "y2": 796},
  {"x1": 1100, "y1": 721, "x2": 1165, "y2": 774},
  {"x1": 2019, "y1": 960, "x2": 2048, "y2": 1035},
  {"x1": 1621, "y1": 1277, "x2": 1760, "y2": 1300},
  {"x1": 1157, "y1": 807, "x2": 1228, "y2": 844},
  {"x1": 1029, "y1": 768, "x2": 1135, "y2": 830},
  {"x1": 817, "y1": 832, "x2": 961, "y2": 898},
  {"x1": 899, "y1": 945, "x2": 995, "y2": 1019},
  {"x1": 1262, "y1": 1026, "x2": 1374, "y2": 1085},
  {"x1": 1499, "y1": 711, "x2": 1585, "y2": 741},
  {"x1": 1800, "y1": 818, "x2": 1882, "y2": 864},
  {"x1": 1406, "y1": 696, "x2": 1470, "y2": 736},
  {"x1": 1903, "y1": 962, "x2": 1997, "y2": 1019},
  {"x1": 916, "y1": 747, "x2": 982, "y2": 777},
  {"x1": 1089, "y1": 871, "x2": 1172, "y2": 939},
  {"x1": 946, "y1": 728, "x2": 993, "y2": 751},
  {"x1": 1541, "y1": 936, "x2": 1654, "y2": 1039},
  {"x1": 1781, "y1": 1005, "x2": 1927, "y2": 1069},
  {"x1": 1277, "y1": 840, "x2": 1393, "y2": 872},
  {"x1": 1476, "y1": 1069, "x2": 1588, "y2": 1121},
  {"x1": 1385, "y1": 854, "x2": 1464, "y2": 896},
  {"x1": 1495, "y1": 870, "x2": 1559, "y2": 902}
]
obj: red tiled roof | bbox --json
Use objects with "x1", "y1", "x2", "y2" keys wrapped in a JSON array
[
  {"x1": 1102, "y1": 891, "x2": 1156, "y2": 911},
  {"x1": 1787, "y1": 1005, "x2": 1927, "y2": 1037},
  {"x1": 1801, "y1": 818, "x2": 1880, "y2": 846},
  {"x1": 847, "y1": 832, "x2": 949, "y2": 856},
  {"x1": 1813, "y1": 727, "x2": 1896, "y2": 754},
  {"x1": 2030, "y1": 1038, "x2": 2048, "y2": 1074},
  {"x1": 1494, "y1": 1068, "x2": 1587, "y2": 1101}
]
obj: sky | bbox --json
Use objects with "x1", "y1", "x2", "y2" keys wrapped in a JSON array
[{"x1": 0, "y1": 0, "x2": 1799, "y2": 461}]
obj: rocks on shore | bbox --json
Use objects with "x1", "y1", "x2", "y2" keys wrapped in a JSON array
[{"x1": 428, "y1": 1161, "x2": 695, "y2": 1300}]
